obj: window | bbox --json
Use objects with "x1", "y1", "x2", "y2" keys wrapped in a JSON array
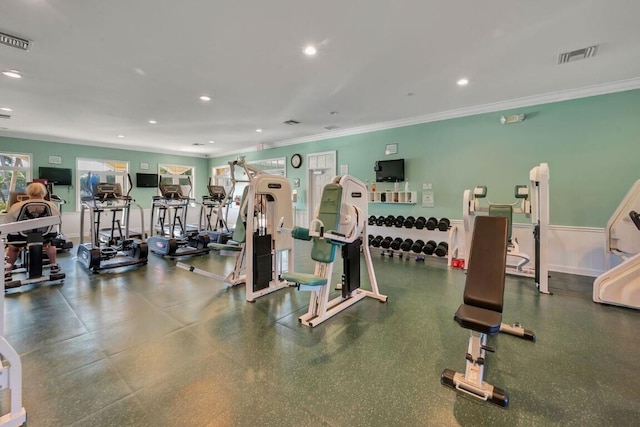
[
  {"x1": 0, "y1": 152, "x2": 31, "y2": 213},
  {"x1": 159, "y1": 164, "x2": 195, "y2": 198},
  {"x1": 76, "y1": 158, "x2": 129, "y2": 209}
]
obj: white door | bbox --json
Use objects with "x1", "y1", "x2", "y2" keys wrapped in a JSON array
[{"x1": 307, "y1": 151, "x2": 337, "y2": 224}]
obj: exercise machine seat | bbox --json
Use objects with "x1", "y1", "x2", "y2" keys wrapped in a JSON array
[
  {"x1": 10, "y1": 201, "x2": 57, "y2": 239},
  {"x1": 281, "y1": 183, "x2": 342, "y2": 287},
  {"x1": 454, "y1": 215, "x2": 508, "y2": 333}
]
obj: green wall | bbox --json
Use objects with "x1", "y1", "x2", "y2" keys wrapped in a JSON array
[
  {"x1": 0, "y1": 137, "x2": 209, "y2": 210},
  {"x1": 210, "y1": 89, "x2": 640, "y2": 227},
  {"x1": 2, "y1": 89, "x2": 639, "y2": 227}
]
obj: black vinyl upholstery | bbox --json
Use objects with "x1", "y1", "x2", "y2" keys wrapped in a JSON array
[{"x1": 454, "y1": 216, "x2": 508, "y2": 334}]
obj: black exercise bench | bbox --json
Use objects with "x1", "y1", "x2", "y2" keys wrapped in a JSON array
[{"x1": 441, "y1": 215, "x2": 532, "y2": 407}]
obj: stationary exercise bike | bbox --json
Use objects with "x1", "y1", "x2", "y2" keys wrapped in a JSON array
[{"x1": 77, "y1": 178, "x2": 148, "y2": 272}]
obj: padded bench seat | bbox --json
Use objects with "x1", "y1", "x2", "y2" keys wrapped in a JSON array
[
  {"x1": 281, "y1": 272, "x2": 327, "y2": 287},
  {"x1": 454, "y1": 304, "x2": 502, "y2": 335}
]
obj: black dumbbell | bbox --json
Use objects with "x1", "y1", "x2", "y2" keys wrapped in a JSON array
[
  {"x1": 390, "y1": 237, "x2": 404, "y2": 250},
  {"x1": 435, "y1": 241, "x2": 448, "y2": 257},
  {"x1": 384, "y1": 215, "x2": 395, "y2": 227},
  {"x1": 438, "y1": 218, "x2": 450, "y2": 231},
  {"x1": 426, "y1": 217, "x2": 438, "y2": 230},
  {"x1": 403, "y1": 216, "x2": 416, "y2": 228},
  {"x1": 410, "y1": 239, "x2": 425, "y2": 253},
  {"x1": 422, "y1": 240, "x2": 437, "y2": 255},
  {"x1": 368, "y1": 234, "x2": 374, "y2": 245},
  {"x1": 415, "y1": 216, "x2": 427, "y2": 229},
  {"x1": 394, "y1": 215, "x2": 405, "y2": 228},
  {"x1": 371, "y1": 235, "x2": 384, "y2": 247},
  {"x1": 380, "y1": 236, "x2": 394, "y2": 249},
  {"x1": 376, "y1": 216, "x2": 385, "y2": 226},
  {"x1": 400, "y1": 238, "x2": 414, "y2": 251},
  {"x1": 368, "y1": 216, "x2": 376, "y2": 226}
]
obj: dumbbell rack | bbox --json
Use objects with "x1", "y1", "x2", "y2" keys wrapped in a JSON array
[{"x1": 368, "y1": 221, "x2": 459, "y2": 266}]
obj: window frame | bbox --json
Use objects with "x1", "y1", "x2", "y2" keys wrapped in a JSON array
[
  {"x1": 76, "y1": 157, "x2": 130, "y2": 211},
  {"x1": 0, "y1": 151, "x2": 32, "y2": 213}
]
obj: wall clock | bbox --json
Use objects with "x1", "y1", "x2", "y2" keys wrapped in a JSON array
[{"x1": 290, "y1": 153, "x2": 302, "y2": 169}]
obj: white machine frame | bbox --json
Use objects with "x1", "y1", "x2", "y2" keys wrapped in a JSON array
[
  {"x1": 463, "y1": 163, "x2": 550, "y2": 294},
  {"x1": 283, "y1": 175, "x2": 387, "y2": 327},
  {"x1": 0, "y1": 216, "x2": 59, "y2": 426},
  {"x1": 593, "y1": 179, "x2": 640, "y2": 309}
]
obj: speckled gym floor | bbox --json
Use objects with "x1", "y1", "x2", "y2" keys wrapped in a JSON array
[{"x1": 1, "y1": 242, "x2": 639, "y2": 426}]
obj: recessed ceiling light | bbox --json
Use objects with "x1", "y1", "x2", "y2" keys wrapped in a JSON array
[
  {"x1": 303, "y1": 45, "x2": 317, "y2": 56},
  {"x1": 117, "y1": 134, "x2": 125, "y2": 138},
  {"x1": 256, "y1": 128, "x2": 263, "y2": 133},
  {"x1": 209, "y1": 140, "x2": 215, "y2": 144},
  {"x1": 199, "y1": 95, "x2": 211, "y2": 102},
  {"x1": 457, "y1": 78, "x2": 469, "y2": 86},
  {"x1": 149, "y1": 120, "x2": 157, "y2": 124},
  {"x1": 2, "y1": 70, "x2": 22, "y2": 79},
  {"x1": 0, "y1": 107, "x2": 13, "y2": 112}
]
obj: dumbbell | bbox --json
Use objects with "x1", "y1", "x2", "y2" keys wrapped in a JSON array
[
  {"x1": 399, "y1": 238, "x2": 414, "y2": 251},
  {"x1": 438, "y1": 218, "x2": 450, "y2": 231},
  {"x1": 368, "y1": 234, "x2": 374, "y2": 245},
  {"x1": 434, "y1": 241, "x2": 448, "y2": 257},
  {"x1": 394, "y1": 215, "x2": 405, "y2": 228},
  {"x1": 422, "y1": 240, "x2": 437, "y2": 255},
  {"x1": 370, "y1": 235, "x2": 384, "y2": 247},
  {"x1": 426, "y1": 217, "x2": 438, "y2": 230},
  {"x1": 403, "y1": 216, "x2": 416, "y2": 228},
  {"x1": 414, "y1": 216, "x2": 427, "y2": 230},
  {"x1": 390, "y1": 237, "x2": 404, "y2": 250},
  {"x1": 368, "y1": 216, "x2": 376, "y2": 226},
  {"x1": 380, "y1": 236, "x2": 394, "y2": 249},
  {"x1": 384, "y1": 215, "x2": 395, "y2": 227},
  {"x1": 376, "y1": 216, "x2": 385, "y2": 226},
  {"x1": 410, "y1": 239, "x2": 425, "y2": 253}
]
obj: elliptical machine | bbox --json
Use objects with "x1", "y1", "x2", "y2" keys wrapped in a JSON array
[
  {"x1": 77, "y1": 176, "x2": 148, "y2": 272},
  {"x1": 148, "y1": 177, "x2": 210, "y2": 257},
  {"x1": 199, "y1": 178, "x2": 232, "y2": 243}
]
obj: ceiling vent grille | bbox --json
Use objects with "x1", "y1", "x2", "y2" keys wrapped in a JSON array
[
  {"x1": 324, "y1": 125, "x2": 340, "y2": 130},
  {"x1": 0, "y1": 31, "x2": 31, "y2": 51},
  {"x1": 558, "y1": 45, "x2": 598, "y2": 64},
  {"x1": 0, "y1": 114, "x2": 11, "y2": 119},
  {"x1": 192, "y1": 143, "x2": 204, "y2": 146},
  {"x1": 283, "y1": 120, "x2": 300, "y2": 125}
]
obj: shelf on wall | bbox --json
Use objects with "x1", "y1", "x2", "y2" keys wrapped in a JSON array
[{"x1": 368, "y1": 191, "x2": 417, "y2": 204}]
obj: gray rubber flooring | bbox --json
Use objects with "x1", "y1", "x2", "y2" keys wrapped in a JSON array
[{"x1": 1, "y1": 241, "x2": 639, "y2": 426}]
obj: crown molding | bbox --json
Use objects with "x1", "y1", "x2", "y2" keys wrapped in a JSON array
[{"x1": 264, "y1": 77, "x2": 640, "y2": 151}]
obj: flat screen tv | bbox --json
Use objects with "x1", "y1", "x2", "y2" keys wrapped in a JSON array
[
  {"x1": 375, "y1": 159, "x2": 405, "y2": 182},
  {"x1": 136, "y1": 173, "x2": 159, "y2": 188},
  {"x1": 39, "y1": 167, "x2": 73, "y2": 186}
]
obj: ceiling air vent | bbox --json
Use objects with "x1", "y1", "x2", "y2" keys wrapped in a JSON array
[
  {"x1": 324, "y1": 125, "x2": 340, "y2": 130},
  {"x1": 558, "y1": 45, "x2": 598, "y2": 64},
  {"x1": 192, "y1": 143, "x2": 204, "y2": 146},
  {"x1": 0, "y1": 31, "x2": 31, "y2": 51},
  {"x1": 283, "y1": 120, "x2": 300, "y2": 125},
  {"x1": 0, "y1": 114, "x2": 11, "y2": 120}
]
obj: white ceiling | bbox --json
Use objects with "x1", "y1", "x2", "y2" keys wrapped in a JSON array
[{"x1": 1, "y1": 0, "x2": 640, "y2": 158}]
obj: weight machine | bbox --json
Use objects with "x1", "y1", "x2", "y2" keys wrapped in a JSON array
[
  {"x1": 148, "y1": 177, "x2": 210, "y2": 258},
  {"x1": 4, "y1": 202, "x2": 66, "y2": 291},
  {"x1": 178, "y1": 159, "x2": 295, "y2": 302},
  {"x1": 281, "y1": 175, "x2": 388, "y2": 327},
  {"x1": 463, "y1": 163, "x2": 550, "y2": 294},
  {"x1": 77, "y1": 181, "x2": 148, "y2": 272},
  {"x1": 0, "y1": 216, "x2": 62, "y2": 426},
  {"x1": 593, "y1": 180, "x2": 640, "y2": 309}
]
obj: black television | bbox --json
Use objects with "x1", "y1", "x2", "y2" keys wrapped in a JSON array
[
  {"x1": 136, "y1": 173, "x2": 159, "y2": 188},
  {"x1": 39, "y1": 167, "x2": 73, "y2": 186},
  {"x1": 375, "y1": 159, "x2": 405, "y2": 182}
]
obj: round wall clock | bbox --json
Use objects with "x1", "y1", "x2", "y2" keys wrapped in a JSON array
[{"x1": 290, "y1": 153, "x2": 302, "y2": 169}]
